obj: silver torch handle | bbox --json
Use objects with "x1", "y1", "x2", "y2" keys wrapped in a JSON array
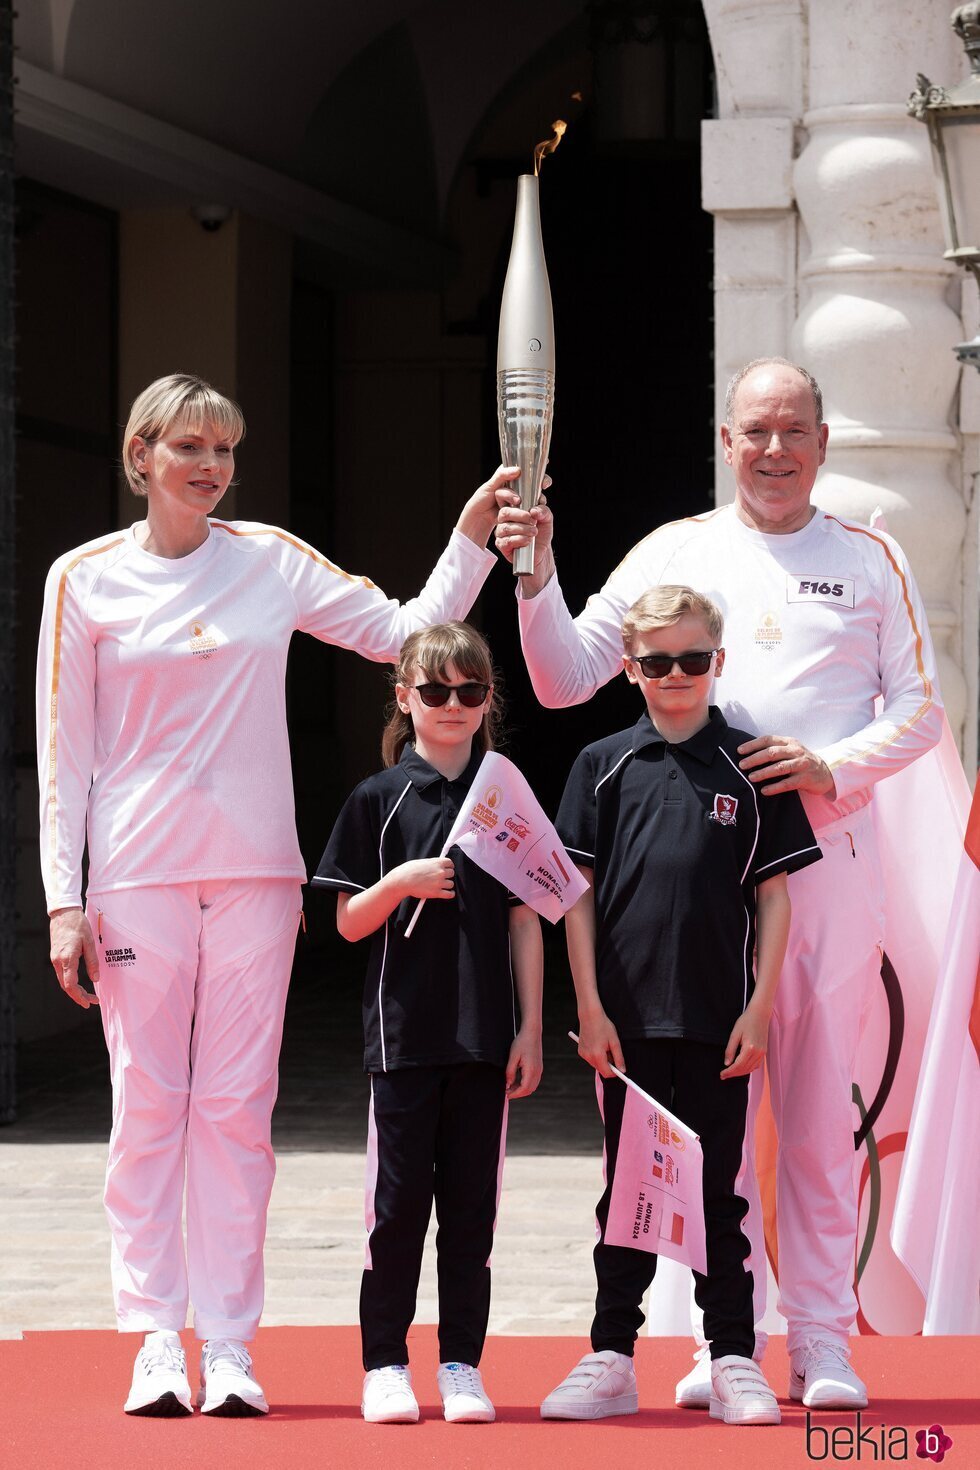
[
  {"x1": 497, "y1": 367, "x2": 555, "y2": 576},
  {"x1": 497, "y1": 173, "x2": 555, "y2": 578}
]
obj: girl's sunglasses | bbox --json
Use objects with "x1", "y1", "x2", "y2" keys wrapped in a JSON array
[
  {"x1": 627, "y1": 650, "x2": 718, "y2": 679},
  {"x1": 412, "y1": 681, "x2": 491, "y2": 709}
]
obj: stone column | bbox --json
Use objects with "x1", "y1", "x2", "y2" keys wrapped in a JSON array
[
  {"x1": 791, "y1": 1, "x2": 972, "y2": 756},
  {"x1": 701, "y1": 0, "x2": 805, "y2": 501}
]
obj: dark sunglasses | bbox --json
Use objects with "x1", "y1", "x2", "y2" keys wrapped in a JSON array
[
  {"x1": 413, "y1": 681, "x2": 491, "y2": 708},
  {"x1": 628, "y1": 650, "x2": 719, "y2": 679}
]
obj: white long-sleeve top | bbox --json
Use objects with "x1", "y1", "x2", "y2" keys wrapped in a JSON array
[
  {"x1": 37, "y1": 519, "x2": 496, "y2": 912},
  {"x1": 518, "y1": 505, "x2": 943, "y2": 830}
]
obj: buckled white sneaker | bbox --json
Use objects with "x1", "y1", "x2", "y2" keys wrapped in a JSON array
[
  {"x1": 540, "y1": 1350, "x2": 638, "y2": 1420},
  {"x1": 361, "y1": 1365, "x2": 420, "y2": 1424},
  {"x1": 675, "y1": 1343, "x2": 712, "y2": 1408},
  {"x1": 197, "y1": 1339, "x2": 269, "y2": 1416},
  {"x1": 709, "y1": 1354, "x2": 781, "y2": 1425},
  {"x1": 437, "y1": 1361, "x2": 495, "y2": 1423},
  {"x1": 790, "y1": 1339, "x2": 868, "y2": 1409},
  {"x1": 124, "y1": 1330, "x2": 193, "y2": 1416}
]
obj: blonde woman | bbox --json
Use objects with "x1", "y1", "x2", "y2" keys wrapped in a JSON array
[{"x1": 37, "y1": 374, "x2": 509, "y2": 1418}]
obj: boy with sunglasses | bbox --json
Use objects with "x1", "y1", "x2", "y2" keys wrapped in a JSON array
[{"x1": 541, "y1": 586, "x2": 821, "y2": 1426}]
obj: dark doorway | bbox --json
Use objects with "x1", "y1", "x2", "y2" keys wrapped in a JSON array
[{"x1": 479, "y1": 108, "x2": 715, "y2": 813}]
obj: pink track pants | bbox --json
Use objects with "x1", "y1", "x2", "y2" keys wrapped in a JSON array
[
  {"x1": 88, "y1": 879, "x2": 302, "y2": 1340},
  {"x1": 733, "y1": 804, "x2": 885, "y2": 1356}
]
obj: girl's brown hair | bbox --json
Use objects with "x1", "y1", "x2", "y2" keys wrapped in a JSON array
[{"x1": 382, "y1": 622, "x2": 503, "y2": 768}]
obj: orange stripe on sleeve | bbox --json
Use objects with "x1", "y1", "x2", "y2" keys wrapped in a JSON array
[
  {"x1": 821, "y1": 516, "x2": 934, "y2": 768},
  {"x1": 210, "y1": 522, "x2": 376, "y2": 591},
  {"x1": 822, "y1": 516, "x2": 930, "y2": 695},
  {"x1": 610, "y1": 507, "x2": 726, "y2": 579},
  {"x1": 47, "y1": 540, "x2": 126, "y2": 889}
]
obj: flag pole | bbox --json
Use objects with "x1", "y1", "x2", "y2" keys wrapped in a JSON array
[
  {"x1": 403, "y1": 834, "x2": 455, "y2": 939},
  {"x1": 568, "y1": 1031, "x2": 699, "y2": 1138}
]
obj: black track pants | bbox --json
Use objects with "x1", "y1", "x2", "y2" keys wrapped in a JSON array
[
  {"x1": 591, "y1": 1037, "x2": 754, "y2": 1361},
  {"x1": 360, "y1": 1062, "x2": 507, "y2": 1371}
]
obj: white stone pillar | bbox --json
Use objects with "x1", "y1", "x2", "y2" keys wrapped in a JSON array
[
  {"x1": 701, "y1": 0, "x2": 805, "y2": 502},
  {"x1": 791, "y1": 0, "x2": 972, "y2": 753}
]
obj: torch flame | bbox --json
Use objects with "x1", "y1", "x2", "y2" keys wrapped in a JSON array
[{"x1": 533, "y1": 119, "x2": 567, "y2": 176}]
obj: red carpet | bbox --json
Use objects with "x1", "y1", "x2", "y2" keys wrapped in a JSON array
[{"x1": 2, "y1": 1328, "x2": 976, "y2": 1470}]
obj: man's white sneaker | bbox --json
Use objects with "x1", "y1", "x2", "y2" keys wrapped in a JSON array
[
  {"x1": 437, "y1": 1362, "x2": 495, "y2": 1423},
  {"x1": 675, "y1": 1343, "x2": 712, "y2": 1409},
  {"x1": 197, "y1": 1339, "x2": 269, "y2": 1416},
  {"x1": 540, "y1": 1350, "x2": 638, "y2": 1420},
  {"x1": 361, "y1": 1365, "x2": 420, "y2": 1424},
  {"x1": 789, "y1": 1340, "x2": 868, "y2": 1409},
  {"x1": 124, "y1": 1330, "x2": 193, "y2": 1416},
  {"x1": 709, "y1": 1355, "x2": 781, "y2": 1426}
]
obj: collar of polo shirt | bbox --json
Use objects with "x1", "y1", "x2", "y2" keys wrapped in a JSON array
[
  {"x1": 398, "y1": 742, "x2": 485, "y2": 791},
  {"x1": 631, "y1": 706, "x2": 727, "y2": 764}
]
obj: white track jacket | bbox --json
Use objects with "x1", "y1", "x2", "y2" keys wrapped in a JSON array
[
  {"x1": 518, "y1": 506, "x2": 943, "y2": 830},
  {"x1": 38, "y1": 520, "x2": 495, "y2": 911}
]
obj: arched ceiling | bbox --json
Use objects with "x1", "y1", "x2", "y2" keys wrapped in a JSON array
[{"x1": 16, "y1": 0, "x2": 585, "y2": 233}]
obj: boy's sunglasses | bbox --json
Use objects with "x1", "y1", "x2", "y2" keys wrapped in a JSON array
[
  {"x1": 412, "y1": 681, "x2": 491, "y2": 709},
  {"x1": 627, "y1": 650, "x2": 719, "y2": 679}
]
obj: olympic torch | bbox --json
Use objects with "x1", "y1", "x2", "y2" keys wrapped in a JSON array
[{"x1": 497, "y1": 127, "x2": 563, "y2": 576}]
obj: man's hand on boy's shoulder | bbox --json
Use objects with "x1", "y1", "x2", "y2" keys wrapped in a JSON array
[
  {"x1": 720, "y1": 1003, "x2": 771, "y2": 1079},
  {"x1": 577, "y1": 1010, "x2": 625, "y2": 1078},
  {"x1": 737, "y1": 733, "x2": 835, "y2": 797}
]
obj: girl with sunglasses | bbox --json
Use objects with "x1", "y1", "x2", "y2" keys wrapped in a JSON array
[{"x1": 313, "y1": 621, "x2": 543, "y2": 1427}]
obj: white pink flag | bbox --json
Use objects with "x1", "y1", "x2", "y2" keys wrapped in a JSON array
[
  {"x1": 405, "y1": 751, "x2": 588, "y2": 936},
  {"x1": 603, "y1": 1062, "x2": 707, "y2": 1274},
  {"x1": 891, "y1": 770, "x2": 980, "y2": 1332}
]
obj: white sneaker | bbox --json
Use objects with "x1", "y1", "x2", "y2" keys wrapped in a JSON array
[
  {"x1": 790, "y1": 1339, "x2": 868, "y2": 1409},
  {"x1": 437, "y1": 1361, "x2": 495, "y2": 1423},
  {"x1": 675, "y1": 1343, "x2": 712, "y2": 1408},
  {"x1": 197, "y1": 1339, "x2": 269, "y2": 1416},
  {"x1": 540, "y1": 1350, "x2": 638, "y2": 1420},
  {"x1": 709, "y1": 1354, "x2": 781, "y2": 1425},
  {"x1": 361, "y1": 1365, "x2": 420, "y2": 1424},
  {"x1": 124, "y1": 1330, "x2": 193, "y2": 1416}
]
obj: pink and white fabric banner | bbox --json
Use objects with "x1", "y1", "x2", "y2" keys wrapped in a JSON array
[
  {"x1": 891, "y1": 769, "x2": 980, "y2": 1333},
  {"x1": 856, "y1": 717, "x2": 971, "y2": 1334},
  {"x1": 405, "y1": 751, "x2": 588, "y2": 935},
  {"x1": 604, "y1": 1064, "x2": 707, "y2": 1274}
]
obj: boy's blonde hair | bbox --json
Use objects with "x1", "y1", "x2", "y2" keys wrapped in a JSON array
[
  {"x1": 122, "y1": 373, "x2": 245, "y2": 495},
  {"x1": 622, "y1": 585, "x2": 724, "y2": 650},
  {"x1": 382, "y1": 622, "x2": 503, "y2": 768}
]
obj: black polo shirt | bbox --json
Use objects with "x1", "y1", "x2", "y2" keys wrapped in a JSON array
[
  {"x1": 313, "y1": 745, "x2": 519, "y2": 1073},
  {"x1": 557, "y1": 707, "x2": 822, "y2": 1045}
]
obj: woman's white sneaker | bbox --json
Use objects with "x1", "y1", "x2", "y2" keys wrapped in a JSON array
[
  {"x1": 361, "y1": 1365, "x2": 420, "y2": 1424},
  {"x1": 198, "y1": 1339, "x2": 269, "y2": 1416},
  {"x1": 437, "y1": 1362, "x2": 495, "y2": 1423},
  {"x1": 124, "y1": 1330, "x2": 193, "y2": 1416},
  {"x1": 709, "y1": 1355, "x2": 781, "y2": 1425},
  {"x1": 790, "y1": 1339, "x2": 868, "y2": 1409},
  {"x1": 540, "y1": 1350, "x2": 638, "y2": 1420}
]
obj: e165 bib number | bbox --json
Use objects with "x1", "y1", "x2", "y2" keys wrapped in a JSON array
[{"x1": 785, "y1": 575, "x2": 855, "y2": 608}]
